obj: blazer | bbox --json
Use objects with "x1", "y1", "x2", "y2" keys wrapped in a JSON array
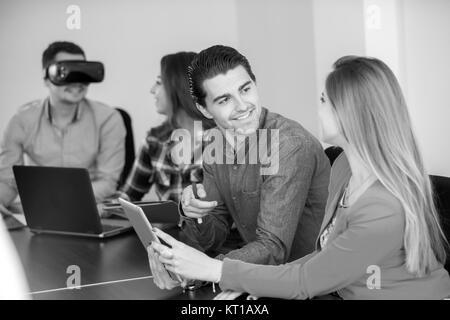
[{"x1": 219, "y1": 153, "x2": 450, "y2": 299}]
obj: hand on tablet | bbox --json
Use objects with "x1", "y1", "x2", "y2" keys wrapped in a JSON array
[
  {"x1": 147, "y1": 246, "x2": 184, "y2": 290},
  {"x1": 150, "y1": 228, "x2": 223, "y2": 284}
]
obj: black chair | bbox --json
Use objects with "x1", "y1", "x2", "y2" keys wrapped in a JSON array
[
  {"x1": 430, "y1": 175, "x2": 450, "y2": 272},
  {"x1": 115, "y1": 108, "x2": 136, "y2": 188},
  {"x1": 324, "y1": 146, "x2": 343, "y2": 166}
]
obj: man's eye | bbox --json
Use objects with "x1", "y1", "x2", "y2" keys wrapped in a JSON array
[
  {"x1": 320, "y1": 96, "x2": 325, "y2": 103},
  {"x1": 242, "y1": 86, "x2": 251, "y2": 93},
  {"x1": 218, "y1": 97, "x2": 229, "y2": 105}
]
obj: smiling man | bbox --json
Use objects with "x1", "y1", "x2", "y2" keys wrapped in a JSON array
[
  {"x1": 200, "y1": 64, "x2": 260, "y2": 135},
  {"x1": 148, "y1": 45, "x2": 331, "y2": 290},
  {"x1": 0, "y1": 41, "x2": 126, "y2": 215}
]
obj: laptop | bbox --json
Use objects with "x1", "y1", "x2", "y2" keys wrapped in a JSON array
[{"x1": 13, "y1": 165, "x2": 132, "y2": 238}]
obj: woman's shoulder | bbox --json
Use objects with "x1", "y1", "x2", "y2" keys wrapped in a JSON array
[
  {"x1": 146, "y1": 121, "x2": 174, "y2": 142},
  {"x1": 330, "y1": 154, "x2": 403, "y2": 213},
  {"x1": 360, "y1": 181, "x2": 402, "y2": 209},
  {"x1": 351, "y1": 181, "x2": 404, "y2": 226}
]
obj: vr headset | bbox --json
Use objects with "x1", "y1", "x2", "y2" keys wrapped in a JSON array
[{"x1": 44, "y1": 60, "x2": 104, "y2": 86}]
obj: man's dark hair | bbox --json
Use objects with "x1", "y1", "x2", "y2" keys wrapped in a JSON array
[
  {"x1": 42, "y1": 41, "x2": 85, "y2": 70},
  {"x1": 188, "y1": 45, "x2": 256, "y2": 107}
]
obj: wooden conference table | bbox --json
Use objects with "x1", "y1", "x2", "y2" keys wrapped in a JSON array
[{"x1": 9, "y1": 223, "x2": 217, "y2": 300}]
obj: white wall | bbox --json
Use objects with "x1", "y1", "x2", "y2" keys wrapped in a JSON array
[
  {"x1": 313, "y1": 0, "x2": 366, "y2": 94},
  {"x1": 1, "y1": 0, "x2": 449, "y2": 177},
  {"x1": 313, "y1": 0, "x2": 450, "y2": 176},
  {"x1": 363, "y1": 0, "x2": 405, "y2": 85},
  {"x1": 401, "y1": 0, "x2": 450, "y2": 176},
  {"x1": 0, "y1": 0, "x2": 239, "y2": 147},
  {"x1": 235, "y1": 0, "x2": 318, "y2": 136},
  {"x1": 313, "y1": 0, "x2": 366, "y2": 147}
]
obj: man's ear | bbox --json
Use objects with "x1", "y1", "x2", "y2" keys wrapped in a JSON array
[
  {"x1": 196, "y1": 103, "x2": 214, "y2": 119},
  {"x1": 43, "y1": 78, "x2": 51, "y2": 89},
  {"x1": 42, "y1": 69, "x2": 50, "y2": 88}
]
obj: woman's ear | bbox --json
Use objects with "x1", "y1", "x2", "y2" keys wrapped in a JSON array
[{"x1": 196, "y1": 103, "x2": 214, "y2": 119}]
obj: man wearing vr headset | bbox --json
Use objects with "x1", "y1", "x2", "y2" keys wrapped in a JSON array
[{"x1": 0, "y1": 41, "x2": 126, "y2": 215}]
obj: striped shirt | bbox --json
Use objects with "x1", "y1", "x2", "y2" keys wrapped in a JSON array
[{"x1": 120, "y1": 121, "x2": 203, "y2": 202}]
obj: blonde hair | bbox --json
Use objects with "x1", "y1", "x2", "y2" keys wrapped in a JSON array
[{"x1": 326, "y1": 56, "x2": 448, "y2": 276}]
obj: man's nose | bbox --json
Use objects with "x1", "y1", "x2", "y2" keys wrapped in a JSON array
[{"x1": 234, "y1": 96, "x2": 247, "y2": 111}]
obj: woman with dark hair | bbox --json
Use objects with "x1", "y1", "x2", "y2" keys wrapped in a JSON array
[{"x1": 120, "y1": 52, "x2": 214, "y2": 203}]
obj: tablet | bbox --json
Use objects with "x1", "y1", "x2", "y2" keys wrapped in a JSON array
[
  {"x1": 118, "y1": 198, "x2": 181, "y2": 281},
  {"x1": 103, "y1": 200, "x2": 179, "y2": 223}
]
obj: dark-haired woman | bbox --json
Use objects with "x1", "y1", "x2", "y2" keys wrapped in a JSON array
[{"x1": 121, "y1": 52, "x2": 213, "y2": 203}]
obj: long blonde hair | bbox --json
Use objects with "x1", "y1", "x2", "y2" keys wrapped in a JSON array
[{"x1": 326, "y1": 56, "x2": 448, "y2": 276}]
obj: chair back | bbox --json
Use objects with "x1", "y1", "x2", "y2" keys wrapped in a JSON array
[
  {"x1": 324, "y1": 146, "x2": 343, "y2": 166},
  {"x1": 115, "y1": 108, "x2": 136, "y2": 188},
  {"x1": 430, "y1": 175, "x2": 450, "y2": 272}
]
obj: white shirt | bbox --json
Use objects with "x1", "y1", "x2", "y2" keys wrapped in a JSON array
[{"x1": 0, "y1": 219, "x2": 29, "y2": 299}]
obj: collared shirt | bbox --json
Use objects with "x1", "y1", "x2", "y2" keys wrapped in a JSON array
[
  {"x1": 180, "y1": 107, "x2": 331, "y2": 265},
  {"x1": 0, "y1": 97, "x2": 126, "y2": 204},
  {"x1": 120, "y1": 121, "x2": 203, "y2": 202}
]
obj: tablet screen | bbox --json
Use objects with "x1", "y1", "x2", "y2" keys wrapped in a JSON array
[
  {"x1": 118, "y1": 198, "x2": 159, "y2": 247},
  {"x1": 118, "y1": 198, "x2": 181, "y2": 282}
]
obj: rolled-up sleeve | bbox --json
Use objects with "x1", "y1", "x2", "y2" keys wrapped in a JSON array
[
  {"x1": 91, "y1": 110, "x2": 126, "y2": 201},
  {"x1": 0, "y1": 114, "x2": 25, "y2": 206}
]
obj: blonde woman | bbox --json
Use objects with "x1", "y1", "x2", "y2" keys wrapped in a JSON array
[{"x1": 150, "y1": 56, "x2": 450, "y2": 299}]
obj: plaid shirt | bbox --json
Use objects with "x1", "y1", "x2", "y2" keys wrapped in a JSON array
[{"x1": 121, "y1": 121, "x2": 203, "y2": 202}]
